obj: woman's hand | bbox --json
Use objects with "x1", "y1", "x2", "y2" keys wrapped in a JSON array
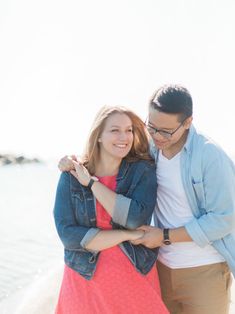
[
  {"x1": 70, "y1": 160, "x2": 91, "y2": 186},
  {"x1": 58, "y1": 155, "x2": 77, "y2": 172}
]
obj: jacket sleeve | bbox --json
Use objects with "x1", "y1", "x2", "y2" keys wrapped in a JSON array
[
  {"x1": 53, "y1": 172, "x2": 100, "y2": 251},
  {"x1": 112, "y1": 163, "x2": 157, "y2": 229},
  {"x1": 185, "y1": 146, "x2": 235, "y2": 247}
]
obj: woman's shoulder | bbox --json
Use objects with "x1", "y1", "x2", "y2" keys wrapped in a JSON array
[{"x1": 59, "y1": 171, "x2": 83, "y2": 189}]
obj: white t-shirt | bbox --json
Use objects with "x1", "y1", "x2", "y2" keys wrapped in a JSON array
[{"x1": 155, "y1": 150, "x2": 224, "y2": 268}]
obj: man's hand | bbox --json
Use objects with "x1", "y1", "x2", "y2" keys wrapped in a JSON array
[
  {"x1": 58, "y1": 155, "x2": 77, "y2": 171},
  {"x1": 127, "y1": 229, "x2": 145, "y2": 242},
  {"x1": 131, "y1": 225, "x2": 163, "y2": 248}
]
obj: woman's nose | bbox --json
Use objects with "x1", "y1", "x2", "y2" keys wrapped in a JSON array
[{"x1": 118, "y1": 131, "x2": 128, "y2": 140}]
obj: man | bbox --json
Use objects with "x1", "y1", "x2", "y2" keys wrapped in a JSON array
[
  {"x1": 132, "y1": 84, "x2": 235, "y2": 314},
  {"x1": 58, "y1": 85, "x2": 235, "y2": 314}
]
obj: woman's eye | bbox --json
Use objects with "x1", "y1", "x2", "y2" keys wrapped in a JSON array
[
  {"x1": 111, "y1": 129, "x2": 119, "y2": 132},
  {"x1": 127, "y1": 129, "x2": 133, "y2": 133}
]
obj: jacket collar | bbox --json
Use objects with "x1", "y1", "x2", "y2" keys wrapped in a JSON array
[{"x1": 116, "y1": 159, "x2": 129, "y2": 181}]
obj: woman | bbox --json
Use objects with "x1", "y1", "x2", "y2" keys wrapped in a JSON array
[{"x1": 53, "y1": 106, "x2": 168, "y2": 314}]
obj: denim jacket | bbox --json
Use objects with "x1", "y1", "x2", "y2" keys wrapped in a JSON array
[
  {"x1": 151, "y1": 125, "x2": 235, "y2": 277},
  {"x1": 53, "y1": 159, "x2": 158, "y2": 280}
]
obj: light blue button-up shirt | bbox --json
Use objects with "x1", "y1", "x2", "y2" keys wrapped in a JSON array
[{"x1": 151, "y1": 125, "x2": 235, "y2": 277}]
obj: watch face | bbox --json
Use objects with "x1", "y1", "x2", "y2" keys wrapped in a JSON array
[{"x1": 163, "y1": 239, "x2": 171, "y2": 245}]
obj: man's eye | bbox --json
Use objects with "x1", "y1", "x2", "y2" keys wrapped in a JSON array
[{"x1": 160, "y1": 131, "x2": 170, "y2": 136}]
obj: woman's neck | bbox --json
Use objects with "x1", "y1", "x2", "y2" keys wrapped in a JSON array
[{"x1": 95, "y1": 156, "x2": 122, "y2": 177}]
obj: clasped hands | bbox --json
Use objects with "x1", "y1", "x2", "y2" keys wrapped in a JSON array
[{"x1": 130, "y1": 225, "x2": 163, "y2": 248}]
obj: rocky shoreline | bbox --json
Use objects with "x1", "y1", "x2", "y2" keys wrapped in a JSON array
[{"x1": 0, "y1": 154, "x2": 42, "y2": 166}]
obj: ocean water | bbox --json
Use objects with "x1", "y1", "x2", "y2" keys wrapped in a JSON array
[{"x1": 0, "y1": 163, "x2": 63, "y2": 312}]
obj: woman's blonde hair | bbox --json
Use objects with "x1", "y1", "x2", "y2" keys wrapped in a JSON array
[{"x1": 81, "y1": 105, "x2": 152, "y2": 175}]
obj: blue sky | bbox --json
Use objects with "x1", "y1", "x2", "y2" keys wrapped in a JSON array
[{"x1": 1, "y1": 0, "x2": 235, "y2": 159}]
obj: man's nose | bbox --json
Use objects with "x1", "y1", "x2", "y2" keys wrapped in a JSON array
[{"x1": 152, "y1": 131, "x2": 163, "y2": 139}]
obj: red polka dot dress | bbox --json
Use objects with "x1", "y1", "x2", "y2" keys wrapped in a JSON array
[{"x1": 55, "y1": 176, "x2": 169, "y2": 314}]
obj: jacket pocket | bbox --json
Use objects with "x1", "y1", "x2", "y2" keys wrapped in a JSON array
[
  {"x1": 71, "y1": 190, "x2": 84, "y2": 201},
  {"x1": 71, "y1": 191, "x2": 89, "y2": 224}
]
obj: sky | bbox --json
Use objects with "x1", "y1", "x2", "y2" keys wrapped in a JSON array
[{"x1": 1, "y1": 0, "x2": 235, "y2": 160}]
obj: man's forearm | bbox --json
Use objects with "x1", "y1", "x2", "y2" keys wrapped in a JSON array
[
  {"x1": 131, "y1": 225, "x2": 193, "y2": 248},
  {"x1": 169, "y1": 226, "x2": 192, "y2": 243}
]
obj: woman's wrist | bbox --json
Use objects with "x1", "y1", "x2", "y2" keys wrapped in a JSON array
[
  {"x1": 124, "y1": 229, "x2": 144, "y2": 241},
  {"x1": 88, "y1": 176, "x2": 99, "y2": 188}
]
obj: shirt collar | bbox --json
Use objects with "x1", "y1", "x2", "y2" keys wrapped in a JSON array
[{"x1": 183, "y1": 124, "x2": 196, "y2": 153}]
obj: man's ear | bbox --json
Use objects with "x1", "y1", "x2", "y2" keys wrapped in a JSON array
[{"x1": 185, "y1": 116, "x2": 193, "y2": 129}]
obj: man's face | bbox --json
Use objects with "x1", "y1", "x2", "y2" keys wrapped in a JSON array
[{"x1": 147, "y1": 107, "x2": 192, "y2": 151}]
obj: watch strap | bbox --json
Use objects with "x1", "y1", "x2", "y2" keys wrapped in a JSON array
[
  {"x1": 163, "y1": 228, "x2": 169, "y2": 240},
  {"x1": 87, "y1": 178, "x2": 95, "y2": 189},
  {"x1": 163, "y1": 228, "x2": 171, "y2": 245}
]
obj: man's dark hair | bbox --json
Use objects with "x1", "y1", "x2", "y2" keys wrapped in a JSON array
[{"x1": 149, "y1": 84, "x2": 193, "y2": 121}]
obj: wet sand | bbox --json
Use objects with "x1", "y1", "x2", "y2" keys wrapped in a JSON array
[{"x1": 0, "y1": 264, "x2": 63, "y2": 314}]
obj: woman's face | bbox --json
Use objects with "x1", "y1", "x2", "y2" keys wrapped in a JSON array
[{"x1": 99, "y1": 113, "x2": 134, "y2": 161}]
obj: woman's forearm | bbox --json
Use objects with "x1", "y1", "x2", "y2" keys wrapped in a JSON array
[
  {"x1": 85, "y1": 229, "x2": 144, "y2": 251},
  {"x1": 91, "y1": 181, "x2": 116, "y2": 216}
]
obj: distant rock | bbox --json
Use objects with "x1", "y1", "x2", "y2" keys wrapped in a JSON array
[{"x1": 0, "y1": 154, "x2": 42, "y2": 166}]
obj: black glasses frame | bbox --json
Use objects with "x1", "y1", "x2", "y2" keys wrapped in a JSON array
[{"x1": 145, "y1": 117, "x2": 187, "y2": 139}]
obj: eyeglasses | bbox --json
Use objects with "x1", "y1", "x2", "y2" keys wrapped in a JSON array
[{"x1": 145, "y1": 117, "x2": 187, "y2": 139}]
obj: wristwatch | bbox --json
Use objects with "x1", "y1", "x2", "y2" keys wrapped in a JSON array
[
  {"x1": 163, "y1": 228, "x2": 171, "y2": 245},
  {"x1": 87, "y1": 176, "x2": 99, "y2": 189}
]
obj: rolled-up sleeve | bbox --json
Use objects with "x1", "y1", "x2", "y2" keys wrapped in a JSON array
[
  {"x1": 80, "y1": 228, "x2": 100, "y2": 253},
  {"x1": 112, "y1": 163, "x2": 157, "y2": 229},
  {"x1": 185, "y1": 147, "x2": 235, "y2": 247},
  {"x1": 112, "y1": 194, "x2": 131, "y2": 226},
  {"x1": 185, "y1": 218, "x2": 211, "y2": 247}
]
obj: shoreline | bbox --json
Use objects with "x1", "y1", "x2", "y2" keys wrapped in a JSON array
[{"x1": 0, "y1": 263, "x2": 63, "y2": 314}]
